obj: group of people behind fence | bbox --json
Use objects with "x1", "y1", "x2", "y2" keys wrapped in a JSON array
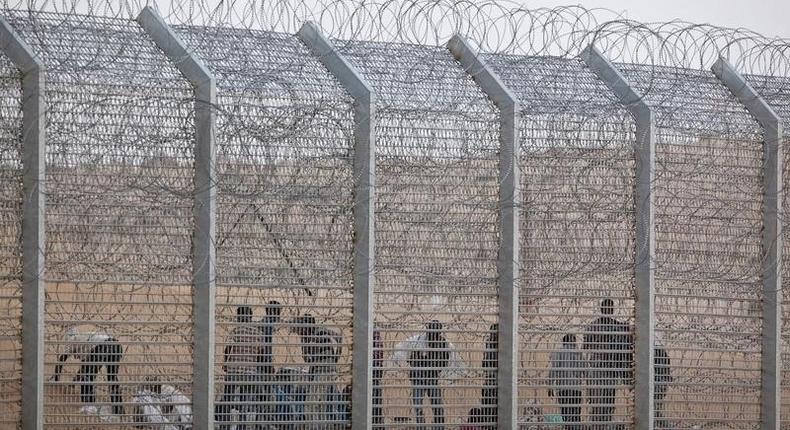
[
  {"x1": 548, "y1": 299, "x2": 672, "y2": 429},
  {"x1": 220, "y1": 306, "x2": 468, "y2": 429},
  {"x1": 52, "y1": 298, "x2": 671, "y2": 429},
  {"x1": 217, "y1": 301, "x2": 346, "y2": 428}
]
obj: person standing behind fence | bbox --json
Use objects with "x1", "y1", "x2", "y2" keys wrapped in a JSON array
[
  {"x1": 53, "y1": 327, "x2": 124, "y2": 416},
  {"x1": 372, "y1": 326, "x2": 384, "y2": 425},
  {"x1": 291, "y1": 314, "x2": 343, "y2": 429},
  {"x1": 216, "y1": 306, "x2": 264, "y2": 424},
  {"x1": 582, "y1": 298, "x2": 633, "y2": 428},
  {"x1": 391, "y1": 320, "x2": 464, "y2": 429},
  {"x1": 481, "y1": 323, "x2": 498, "y2": 427},
  {"x1": 654, "y1": 344, "x2": 672, "y2": 429},
  {"x1": 259, "y1": 300, "x2": 282, "y2": 419},
  {"x1": 548, "y1": 333, "x2": 586, "y2": 430}
]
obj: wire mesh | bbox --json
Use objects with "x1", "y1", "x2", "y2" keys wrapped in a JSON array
[
  {"x1": 3, "y1": 11, "x2": 197, "y2": 428},
  {"x1": 0, "y1": 54, "x2": 22, "y2": 430},
  {"x1": 333, "y1": 39, "x2": 501, "y2": 427},
  {"x1": 174, "y1": 25, "x2": 356, "y2": 429},
  {"x1": 1, "y1": 1, "x2": 790, "y2": 429},
  {"x1": 485, "y1": 53, "x2": 637, "y2": 428},
  {"x1": 617, "y1": 63, "x2": 765, "y2": 430}
]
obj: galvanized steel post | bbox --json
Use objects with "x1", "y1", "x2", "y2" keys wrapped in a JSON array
[
  {"x1": 0, "y1": 15, "x2": 46, "y2": 430},
  {"x1": 712, "y1": 57, "x2": 783, "y2": 430},
  {"x1": 582, "y1": 45, "x2": 656, "y2": 430},
  {"x1": 297, "y1": 21, "x2": 376, "y2": 430},
  {"x1": 136, "y1": 7, "x2": 217, "y2": 429},
  {"x1": 447, "y1": 34, "x2": 520, "y2": 430}
]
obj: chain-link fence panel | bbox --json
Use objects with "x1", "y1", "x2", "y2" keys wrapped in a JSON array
[
  {"x1": 617, "y1": 63, "x2": 764, "y2": 430},
  {"x1": 175, "y1": 26, "x2": 357, "y2": 429},
  {"x1": 486, "y1": 53, "x2": 637, "y2": 428},
  {"x1": 3, "y1": 11, "x2": 197, "y2": 428},
  {"x1": 0, "y1": 54, "x2": 23, "y2": 430},
  {"x1": 334, "y1": 40, "x2": 501, "y2": 427}
]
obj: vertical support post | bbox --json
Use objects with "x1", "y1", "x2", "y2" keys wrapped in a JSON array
[
  {"x1": 582, "y1": 45, "x2": 656, "y2": 430},
  {"x1": 136, "y1": 7, "x2": 217, "y2": 430},
  {"x1": 0, "y1": 16, "x2": 46, "y2": 430},
  {"x1": 297, "y1": 22, "x2": 376, "y2": 430},
  {"x1": 447, "y1": 34, "x2": 520, "y2": 430},
  {"x1": 712, "y1": 57, "x2": 783, "y2": 430}
]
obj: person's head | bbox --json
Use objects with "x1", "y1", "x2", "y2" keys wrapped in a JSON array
[
  {"x1": 237, "y1": 306, "x2": 253, "y2": 323},
  {"x1": 143, "y1": 375, "x2": 162, "y2": 394},
  {"x1": 468, "y1": 407, "x2": 483, "y2": 423},
  {"x1": 562, "y1": 332, "x2": 576, "y2": 347},
  {"x1": 65, "y1": 326, "x2": 78, "y2": 341},
  {"x1": 600, "y1": 298, "x2": 614, "y2": 315},
  {"x1": 277, "y1": 367, "x2": 295, "y2": 382},
  {"x1": 291, "y1": 314, "x2": 316, "y2": 335},
  {"x1": 426, "y1": 320, "x2": 442, "y2": 332},
  {"x1": 426, "y1": 320, "x2": 443, "y2": 342},
  {"x1": 266, "y1": 300, "x2": 282, "y2": 321}
]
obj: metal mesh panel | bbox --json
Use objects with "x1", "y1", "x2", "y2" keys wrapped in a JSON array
[
  {"x1": 4, "y1": 11, "x2": 196, "y2": 427},
  {"x1": 335, "y1": 40, "x2": 500, "y2": 427},
  {"x1": 743, "y1": 73, "x2": 790, "y2": 428},
  {"x1": 618, "y1": 63, "x2": 764, "y2": 429},
  {"x1": 2, "y1": 4, "x2": 790, "y2": 428},
  {"x1": 486, "y1": 54, "x2": 637, "y2": 427},
  {"x1": 175, "y1": 26, "x2": 356, "y2": 428},
  {"x1": 0, "y1": 54, "x2": 23, "y2": 429}
]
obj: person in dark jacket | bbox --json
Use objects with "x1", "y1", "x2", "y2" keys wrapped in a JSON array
[
  {"x1": 391, "y1": 320, "x2": 465, "y2": 428},
  {"x1": 216, "y1": 306, "x2": 264, "y2": 424},
  {"x1": 460, "y1": 407, "x2": 484, "y2": 430},
  {"x1": 549, "y1": 333, "x2": 586, "y2": 430},
  {"x1": 291, "y1": 314, "x2": 343, "y2": 429},
  {"x1": 53, "y1": 328, "x2": 124, "y2": 415},
  {"x1": 372, "y1": 326, "x2": 384, "y2": 425},
  {"x1": 400, "y1": 320, "x2": 450, "y2": 427},
  {"x1": 259, "y1": 300, "x2": 282, "y2": 420},
  {"x1": 582, "y1": 298, "x2": 633, "y2": 427},
  {"x1": 654, "y1": 345, "x2": 672, "y2": 429},
  {"x1": 481, "y1": 323, "x2": 498, "y2": 427}
]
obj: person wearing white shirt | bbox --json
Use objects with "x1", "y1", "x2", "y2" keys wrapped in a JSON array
[{"x1": 132, "y1": 377, "x2": 192, "y2": 429}]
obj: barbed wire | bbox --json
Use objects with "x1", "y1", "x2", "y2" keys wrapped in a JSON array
[
  {"x1": 0, "y1": 0, "x2": 786, "y2": 428},
  {"x1": 2, "y1": 0, "x2": 789, "y2": 74}
]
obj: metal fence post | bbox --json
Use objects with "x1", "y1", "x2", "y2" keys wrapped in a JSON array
[
  {"x1": 0, "y1": 16, "x2": 46, "y2": 430},
  {"x1": 582, "y1": 45, "x2": 656, "y2": 430},
  {"x1": 136, "y1": 7, "x2": 217, "y2": 430},
  {"x1": 447, "y1": 34, "x2": 520, "y2": 430},
  {"x1": 297, "y1": 21, "x2": 376, "y2": 430},
  {"x1": 712, "y1": 57, "x2": 783, "y2": 430}
]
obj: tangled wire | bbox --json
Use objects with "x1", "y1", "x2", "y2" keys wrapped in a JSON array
[
  {"x1": 0, "y1": 0, "x2": 787, "y2": 74},
  {"x1": 0, "y1": 0, "x2": 787, "y2": 428}
]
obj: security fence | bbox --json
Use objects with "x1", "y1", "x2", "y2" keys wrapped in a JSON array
[{"x1": 0, "y1": 1, "x2": 789, "y2": 429}]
